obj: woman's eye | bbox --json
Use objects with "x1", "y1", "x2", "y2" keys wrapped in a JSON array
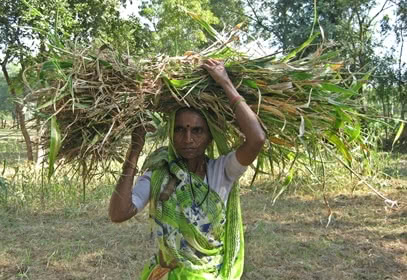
[{"x1": 192, "y1": 128, "x2": 203, "y2": 134}]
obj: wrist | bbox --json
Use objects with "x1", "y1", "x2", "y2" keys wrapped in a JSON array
[
  {"x1": 219, "y1": 78, "x2": 234, "y2": 89},
  {"x1": 231, "y1": 96, "x2": 246, "y2": 112},
  {"x1": 122, "y1": 164, "x2": 137, "y2": 178},
  {"x1": 230, "y1": 94, "x2": 243, "y2": 106},
  {"x1": 124, "y1": 159, "x2": 137, "y2": 169}
]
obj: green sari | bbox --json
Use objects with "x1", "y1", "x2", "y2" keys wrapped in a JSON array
[{"x1": 140, "y1": 111, "x2": 244, "y2": 280}]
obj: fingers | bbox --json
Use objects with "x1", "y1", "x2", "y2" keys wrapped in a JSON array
[
  {"x1": 201, "y1": 59, "x2": 225, "y2": 72},
  {"x1": 202, "y1": 58, "x2": 223, "y2": 66},
  {"x1": 201, "y1": 58, "x2": 231, "y2": 86},
  {"x1": 206, "y1": 58, "x2": 219, "y2": 65},
  {"x1": 201, "y1": 59, "x2": 214, "y2": 70}
]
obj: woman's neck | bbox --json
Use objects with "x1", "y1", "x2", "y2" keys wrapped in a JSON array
[{"x1": 185, "y1": 156, "x2": 206, "y2": 178}]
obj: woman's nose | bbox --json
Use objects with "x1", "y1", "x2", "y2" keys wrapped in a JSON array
[{"x1": 184, "y1": 130, "x2": 193, "y2": 143}]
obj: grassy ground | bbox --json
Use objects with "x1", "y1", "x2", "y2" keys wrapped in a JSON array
[
  {"x1": 0, "y1": 189, "x2": 405, "y2": 280},
  {"x1": 0, "y1": 129, "x2": 27, "y2": 163},
  {"x1": 0, "y1": 129, "x2": 406, "y2": 279}
]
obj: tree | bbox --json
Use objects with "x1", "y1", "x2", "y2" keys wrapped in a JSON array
[
  {"x1": 99, "y1": 15, "x2": 153, "y2": 56},
  {"x1": 138, "y1": 0, "x2": 221, "y2": 55},
  {"x1": 0, "y1": 71, "x2": 16, "y2": 128},
  {"x1": 0, "y1": 0, "x2": 36, "y2": 161},
  {"x1": 391, "y1": 0, "x2": 406, "y2": 120},
  {"x1": 208, "y1": 0, "x2": 246, "y2": 30},
  {"x1": 1, "y1": 0, "x2": 143, "y2": 161},
  {"x1": 241, "y1": 0, "x2": 384, "y2": 55}
]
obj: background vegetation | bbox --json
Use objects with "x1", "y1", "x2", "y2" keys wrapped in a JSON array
[{"x1": 0, "y1": 0, "x2": 406, "y2": 279}]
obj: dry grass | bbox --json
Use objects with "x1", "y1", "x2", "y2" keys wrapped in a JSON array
[
  {"x1": 28, "y1": 29, "x2": 366, "y2": 178},
  {"x1": 0, "y1": 187, "x2": 405, "y2": 280},
  {"x1": 242, "y1": 190, "x2": 406, "y2": 280},
  {"x1": 1, "y1": 131, "x2": 406, "y2": 279}
]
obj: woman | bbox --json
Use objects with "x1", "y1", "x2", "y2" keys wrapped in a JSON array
[{"x1": 109, "y1": 59, "x2": 265, "y2": 279}]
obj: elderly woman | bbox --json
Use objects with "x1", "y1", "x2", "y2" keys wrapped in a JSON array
[{"x1": 109, "y1": 59, "x2": 265, "y2": 280}]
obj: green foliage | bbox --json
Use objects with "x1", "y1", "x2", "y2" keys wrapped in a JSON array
[
  {"x1": 22, "y1": 0, "x2": 120, "y2": 43},
  {"x1": 139, "y1": 0, "x2": 221, "y2": 55},
  {"x1": 208, "y1": 0, "x2": 246, "y2": 30},
  {"x1": 392, "y1": 122, "x2": 405, "y2": 148},
  {"x1": 243, "y1": 0, "x2": 375, "y2": 52},
  {"x1": 136, "y1": 0, "x2": 247, "y2": 55},
  {"x1": 0, "y1": 0, "x2": 35, "y2": 57},
  {"x1": 0, "y1": 72, "x2": 15, "y2": 116},
  {"x1": 99, "y1": 16, "x2": 152, "y2": 55}
]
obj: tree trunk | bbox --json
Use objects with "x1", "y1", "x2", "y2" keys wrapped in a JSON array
[
  {"x1": 380, "y1": 93, "x2": 388, "y2": 139},
  {"x1": 35, "y1": 116, "x2": 46, "y2": 167},
  {"x1": 1, "y1": 59, "x2": 34, "y2": 162},
  {"x1": 15, "y1": 103, "x2": 34, "y2": 161}
]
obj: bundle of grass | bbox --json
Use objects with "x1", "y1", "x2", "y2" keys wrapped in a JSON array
[{"x1": 27, "y1": 23, "x2": 368, "y2": 184}]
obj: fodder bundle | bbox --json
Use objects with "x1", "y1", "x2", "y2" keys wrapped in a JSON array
[{"x1": 27, "y1": 31, "x2": 367, "y2": 177}]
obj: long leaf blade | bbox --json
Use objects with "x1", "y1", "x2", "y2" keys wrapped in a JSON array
[
  {"x1": 392, "y1": 122, "x2": 405, "y2": 148},
  {"x1": 282, "y1": 32, "x2": 320, "y2": 63},
  {"x1": 48, "y1": 116, "x2": 62, "y2": 179}
]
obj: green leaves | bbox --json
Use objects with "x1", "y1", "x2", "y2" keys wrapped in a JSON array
[
  {"x1": 242, "y1": 79, "x2": 259, "y2": 89},
  {"x1": 289, "y1": 71, "x2": 314, "y2": 81},
  {"x1": 333, "y1": 108, "x2": 351, "y2": 130},
  {"x1": 169, "y1": 78, "x2": 198, "y2": 88},
  {"x1": 282, "y1": 32, "x2": 320, "y2": 63},
  {"x1": 48, "y1": 116, "x2": 62, "y2": 179},
  {"x1": 392, "y1": 122, "x2": 405, "y2": 148},
  {"x1": 344, "y1": 123, "x2": 361, "y2": 142},
  {"x1": 325, "y1": 132, "x2": 352, "y2": 163},
  {"x1": 320, "y1": 83, "x2": 356, "y2": 99},
  {"x1": 325, "y1": 107, "x2": 361, "y2": 164},
  {"x1": 39, "y1": 59, "x2": 73, "y2": 80},
  {"x1": 186, "y1": 10, "x2": 219, "y2": 40},
  {"x1": 138, "y1": 1, "x2": 220, "y2": 56}
]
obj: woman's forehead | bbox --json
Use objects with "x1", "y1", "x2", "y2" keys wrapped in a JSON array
[{"x1": 175, "y1": 110, "x2": 208, "y2": 127}]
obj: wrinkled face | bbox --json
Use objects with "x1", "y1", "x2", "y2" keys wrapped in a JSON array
[{"x1": 173, "y1": 110, "x2": 212, "y2": 161}]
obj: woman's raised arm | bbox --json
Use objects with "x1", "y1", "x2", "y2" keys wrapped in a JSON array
[
  {"x1": 109, "y1": 127, "x2": 146, "y2": 222},
  {"x1": 202, "y1": 59, "x2": 266, "y2": 166}
]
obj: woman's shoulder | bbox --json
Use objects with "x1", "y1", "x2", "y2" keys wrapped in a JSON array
[
  {"x1": 208, "y1": 151, "x2": 247, "y2": 181},
  {"x1": 208, "y1": 151, "x2": 240, "y2": 172}
]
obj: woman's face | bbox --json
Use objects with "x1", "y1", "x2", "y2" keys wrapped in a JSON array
[{"x1": 173, "y1": 110, "x2": 212, "y2": 161}]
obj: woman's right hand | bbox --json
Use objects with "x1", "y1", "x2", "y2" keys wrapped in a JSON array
[
  {"x1": 109, "y1": 125, "x2": 147, "y2": 223},
  {"x1": 131, "y1": 125, "x2": 147, "y2": 149}
]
